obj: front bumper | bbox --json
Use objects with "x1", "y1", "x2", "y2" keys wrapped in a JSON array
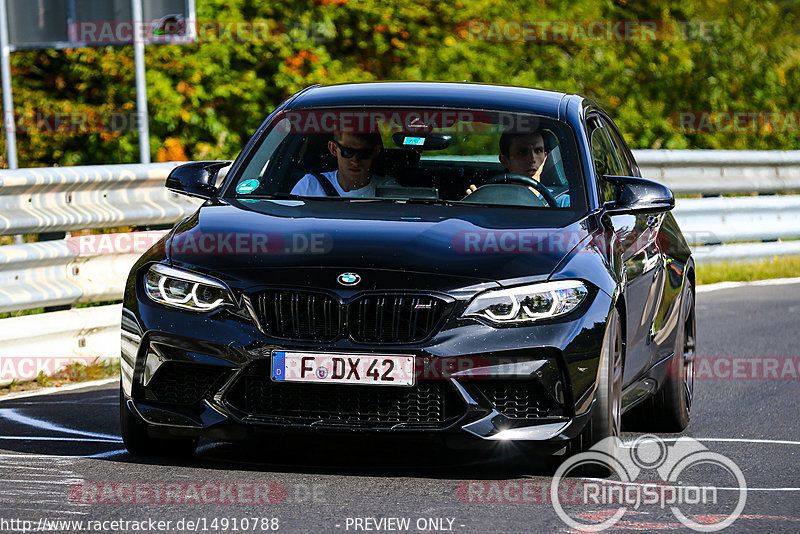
[{"x1": 121, "y1": 278, "x2": 612, "y2": 452}]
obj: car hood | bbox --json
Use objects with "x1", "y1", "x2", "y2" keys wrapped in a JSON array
[{"x1": 167, "y1": 200, "x2": 592, "y2": 289}]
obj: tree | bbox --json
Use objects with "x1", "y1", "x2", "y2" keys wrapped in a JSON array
[{"x1": 3, "y1": 0, "x2": 797, "y2": 167}]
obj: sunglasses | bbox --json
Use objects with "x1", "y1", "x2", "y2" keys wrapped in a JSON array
[{"x1": 334, "y1": 141, "x2": 376, "y2": 159}]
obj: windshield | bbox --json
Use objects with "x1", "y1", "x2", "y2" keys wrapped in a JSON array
[{"x1": 224, "y1": 107, "x2": 587, "y2": 211}]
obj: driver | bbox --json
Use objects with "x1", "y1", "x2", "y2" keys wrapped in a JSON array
[
  {"x1": 291, "y1": 131, "x2": 395, "y2": 197},
  {"x1": 466, "y1": 130, "x2": 570, "y2": 207}
]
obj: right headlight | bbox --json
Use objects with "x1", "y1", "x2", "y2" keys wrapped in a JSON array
[
  {"x1": 463, "y1": 280, "x2": 588, "y2": 325},
  {"x1": 144, "y1": 263, "x2": 234, "y2": 312}
]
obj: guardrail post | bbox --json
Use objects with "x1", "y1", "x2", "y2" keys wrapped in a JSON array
[{"x1": 39, "y1": 231, "x2": 70, "y2": 313}]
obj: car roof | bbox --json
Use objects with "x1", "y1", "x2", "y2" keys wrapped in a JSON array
[{"x1": 286, "y1": 81, "x2": 580, "y2": 119}]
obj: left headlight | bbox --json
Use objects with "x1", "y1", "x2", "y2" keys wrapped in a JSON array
[
  {"x1": 144, "y1": 264, "x2": 234, "y2": 312},
  {"x1": 463, "y1": 280, "x2": 588, "y2": 325}
]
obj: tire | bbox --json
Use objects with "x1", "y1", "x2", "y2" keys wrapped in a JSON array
[
  {"x1": 120, "y1": 387, "x2": 197, "y2": 457},
  {"x1": 625, "y1": 288, "x2": 695, "y2": 432},
  {"x1": 551, "y1": 308, "x2": 623, "y2": 476},
  {"x1": 580, "y1": 307, "x2": 623, "y2": 449}
]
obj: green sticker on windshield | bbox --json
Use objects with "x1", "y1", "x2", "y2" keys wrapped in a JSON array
[{"x1": 236, "y1": 179, "x2": 260, "y2": 194}]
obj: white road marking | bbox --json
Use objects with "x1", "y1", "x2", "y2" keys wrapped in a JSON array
[
  {"x1": 697, "y1": 277, "x2": 800, "y2": 293},
  {"x1": 0, "y1": 451, "x2": 123, "y2": 460},
  {"x1": 0, "y1": 408, "x2": 120, "y2": 441},
  {"x1": 84, "y1": 449, "x2": 128, "y2": 459},
  {"x1": 709, "y1": 488, "x2": 800, "y2": 492},
  {"x1": 0, "y1": 436, "x2": 122, "y2": 443},
  {"x1": 3, "y1": 401, "x2": 119, "y2": 406},
  {"x1": 690, "y1": 437, "x2": 800, "y2": 445},
  {"x1": 610, "y1": 436, "x2": 800, "y2": 493},
  {"x1": 1, "y1": 479, "x2": 78, "y2": 485},
  {"x1": 581, "y1": 479, "x2": 800, "y2": 492},
  {"x1": 0, "y1": 455, "x2": 87, "y2": 515},
  {"x1": 623, "y1": 437, "x2": 800, "y2": 446}
]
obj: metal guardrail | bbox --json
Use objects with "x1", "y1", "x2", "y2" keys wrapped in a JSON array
[
  {"x1": 0, "y1": 162, "x2": 200, "y2": 235},
  {"x1": 634, "y1": 150, "x2": 800, "y2": 195},
  {"x1": 1, "y1": 154, "x2": 800, "y2": 384},
  {"x1": 674, "y1": 195, "x2": 800, "y2": 244},
  {"x1": 2, "y1": 196, "x2": 794, "y2": 314},
  {"x1": 0, "y1": 305, "x2": 121, "y2": 383},
  {"x1": 0, "y1": 152, "x2": 797, "y2": 237},
  {"x1": 691, "y1": 241, "x2": 800, "y2": 262},
  {"x1": 0, "y1": 231, "x2": 168, "y2": 314}
]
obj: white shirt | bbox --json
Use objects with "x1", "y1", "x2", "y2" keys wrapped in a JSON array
[{"x1": 291, "y1": 171, "x2": 396, "y2": 198}]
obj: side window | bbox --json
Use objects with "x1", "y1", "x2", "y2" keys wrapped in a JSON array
[
  {"x1": 602, "y1": 117, "x2": 638, "y2": 177},
  {"x1": 588, "y1": 117, "x2": 623, "y2": 204}
]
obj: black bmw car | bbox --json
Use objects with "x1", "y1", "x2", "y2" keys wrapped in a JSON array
[{"x1": 120, "y1": 82, "x2": 695, "y2": 460}]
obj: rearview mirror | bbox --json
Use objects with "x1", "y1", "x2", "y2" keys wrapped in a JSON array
[
  {"x1": 165, "y1": 161, "x2": 232, "y2": 199},
  {"x1": 602, "y1": 175, "x2": 675, "y2": 215},
  {"x1": 391, "y1": 132, "x2": 452, "y2": 151}
]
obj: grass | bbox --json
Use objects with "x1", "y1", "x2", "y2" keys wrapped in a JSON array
[
  {"x1": 696, "y1": 255, "x2": 800, "y2": 285},
  {"x1": 0, "y1": 358, "x2": 120, "y2": 396},
  {"x1": 0, "y1": 235, "x2": 37, "y2": 246},
  {"x1": 0, "y1": 301, "x2": 121, "y2": 320},
  {"x1": 0, "y1": 308, "x2": 45, "y2": 320}
]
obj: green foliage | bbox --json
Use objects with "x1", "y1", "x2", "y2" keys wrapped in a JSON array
[
  {"x1": 4, "y1": 0, "x2": 798, "y2": 167},
  {"x1": 35, "y1": 370, "x2": 50, "y2": 386},
  {"x1": 696, "y1": 254, "x2": 800, "y2": 285}
]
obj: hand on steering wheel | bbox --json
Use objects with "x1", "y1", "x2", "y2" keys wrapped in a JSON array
[{"x1": 483, "y1": 173, "x2": 559, "y2": 207}]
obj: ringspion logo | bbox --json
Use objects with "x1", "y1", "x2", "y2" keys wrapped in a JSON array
[{"x1": 551, "y1": 435, "x2": 746, "y2": 532}]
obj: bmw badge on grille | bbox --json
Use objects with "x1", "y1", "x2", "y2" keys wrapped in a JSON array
[{"x1": 337, "y1": 272, "x2": 361, "y2": 286}]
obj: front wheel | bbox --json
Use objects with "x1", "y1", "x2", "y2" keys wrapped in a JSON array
[
  {"x1": 578, "y1": 307, "x2": 623, "y2": 453},
  {"x1": 550, "y1": 309, "x2": 623, "y2": 475},
  {"x1": 120, "y1": 386, "x2": 197, "y2": 457}
]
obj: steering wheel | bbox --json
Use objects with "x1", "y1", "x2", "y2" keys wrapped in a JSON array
[{"x1": 485, "y1": 173, "x2": 559, "y2": 207}]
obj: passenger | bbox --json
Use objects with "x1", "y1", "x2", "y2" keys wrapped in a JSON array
[{"x1": 291, "y1": 131, "x2": 395, "y2": 197}]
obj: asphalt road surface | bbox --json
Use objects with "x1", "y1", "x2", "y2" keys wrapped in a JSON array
[{"x1": 0, "y1": 280, "x2": 798, "y2": 533}]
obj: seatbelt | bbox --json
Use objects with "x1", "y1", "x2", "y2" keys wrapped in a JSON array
[{"x1": 311, "y1": 172, "x2": 339, "y2": 197}]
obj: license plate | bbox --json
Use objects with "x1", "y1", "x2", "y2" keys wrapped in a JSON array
[{"x1": 271, "y1": 351, "x2": 415, "y2": 386}]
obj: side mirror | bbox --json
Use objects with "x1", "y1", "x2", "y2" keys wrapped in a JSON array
[
  {"x1": 165, "y1": 161, "x2": 232, "y2": 199},
  {"x1": 602, "y1": 175, "x2": 675, "y2": 215}
]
